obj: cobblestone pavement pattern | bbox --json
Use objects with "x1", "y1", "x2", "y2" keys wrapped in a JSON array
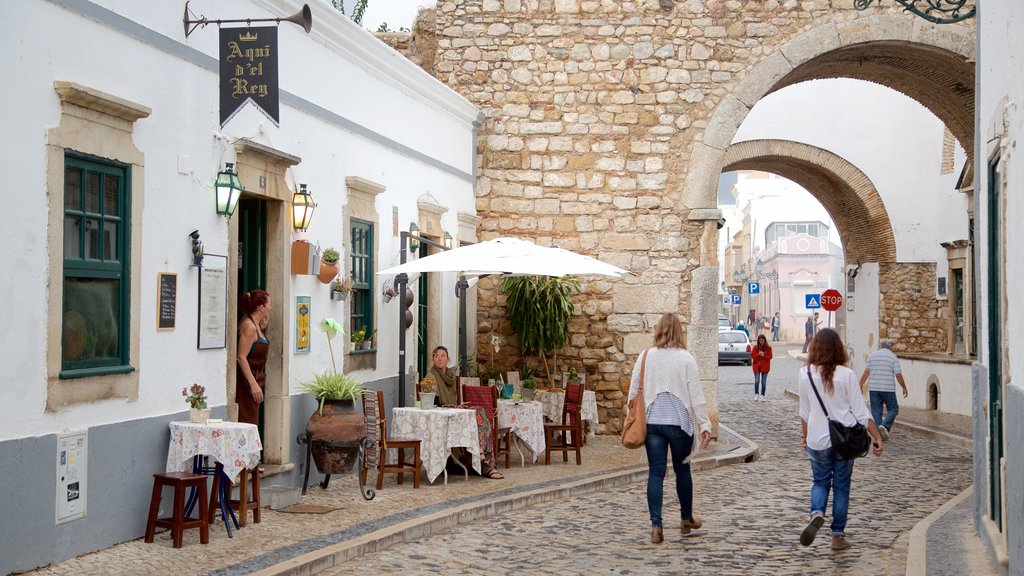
[{"x1": 322, "y1": 343, "x2": 973, "y2": 576}]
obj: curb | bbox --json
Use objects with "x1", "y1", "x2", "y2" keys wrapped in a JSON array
[
  {"x1": 781, "y1": 390, "x2": 971, "y2": 448},
  {"x1": 905, "y1": 485, "x2": 973, "y2": 576},
  {"x1": 251, "y1": 424, "x2": 759, "y2": 576}
]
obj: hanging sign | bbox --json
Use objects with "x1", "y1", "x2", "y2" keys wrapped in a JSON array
[{"x1": 220, "y1": 26, "x2": 279, "y2": 126}]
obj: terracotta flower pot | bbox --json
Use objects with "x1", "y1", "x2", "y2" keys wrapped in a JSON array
[
  {"x1": 318, "y1": 261, "x2": 340, "y2": 284},
  {"x1": 307, "y1": 399, "x2": 366, "y2": 475}
]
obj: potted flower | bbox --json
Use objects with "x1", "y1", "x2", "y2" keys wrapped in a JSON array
[
  {"x1": 365, "y1": 329, "x2": 376, "y2": 350},
  {"x1": 564, "y1": 365, "x2": 586, "y2": 389},
  {"x1": 318, "y1": 247, "x2": 341, "y2": 284},
  {"x1": 521, "y1": 377, "x2": 537, "y2": 402},
  {"x1": 299, "y1": 371, "x2": 366, "y2": 475},
  {"x1": 331, "y1": 276, "x2": 353, "y2": 301},
  {"x1": 418, "y1": 375, "x2": 437, "y2": 408},
  {"x1": 351, "y1": 325, "x2": 367, "y2": 349},
  {"x1": 183, "y1": 383, "x2": 210, "y2": 423}
]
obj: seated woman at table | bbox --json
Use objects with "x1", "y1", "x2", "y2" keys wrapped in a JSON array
[
  {"x1": 429, "y1": 346, "x2": 504, "y2": 480},
  {"x1": 237, "y1": 289, "x2": 271, "y2": 428}
]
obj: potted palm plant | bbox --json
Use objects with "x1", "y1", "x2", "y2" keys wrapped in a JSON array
[
  {"x1": 318, "y1": 247, "x2": 341, "y2": 284},
  {"x1": 500, "y1": 275, "x2": 581, "y2": 386},
  {"x1": 299, "y1": 371, "x2": 366, "y2": 474}
]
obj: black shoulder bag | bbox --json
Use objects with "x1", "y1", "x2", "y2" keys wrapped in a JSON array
[{"x1": 807, "y1": 368, "x2": 872, "y2": 459}]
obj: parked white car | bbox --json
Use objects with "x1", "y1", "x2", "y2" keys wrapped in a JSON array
[{"x1": 718, "y1": 330, "x2": 752, "y2": 365}]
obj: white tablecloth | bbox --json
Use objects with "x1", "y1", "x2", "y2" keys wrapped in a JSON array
[
  {"x1": 391, "y1": 407, "x2": 481, "y2": 483},
  {"x1": 166, "y1": 421, "x2": 262, "y2": 482},
  {"x1": 535, "y1": 390, "x2": 599, "y2": 434},
  {"x1": 497, "y1": 400, "x2": 546, "y2": 461}
]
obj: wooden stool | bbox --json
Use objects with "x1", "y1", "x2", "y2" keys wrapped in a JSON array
[
  {"x1": 144, "y1": 472, "x2": 209, "y2": 548},
  {"x1": 209, "y1": 465, "x2": 261, "y2": 527}
]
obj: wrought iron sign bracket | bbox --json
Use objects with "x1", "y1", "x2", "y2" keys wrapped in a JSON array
[
  {"x1": 183, "y1": 1, "x2": 313, "y2": 38},
  {"x1": 854, "y1": 0, "x2": 975, "y2": 24}
]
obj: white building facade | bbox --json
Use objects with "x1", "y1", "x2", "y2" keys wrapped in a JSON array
[{"x1": 0, "y1": 1, "x2": 480, "y2": 573}]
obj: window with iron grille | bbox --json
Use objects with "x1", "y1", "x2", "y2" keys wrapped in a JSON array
[
  {"x1": 62, "y1": 153, "x2": 131, "y2": 375},
  {"x1": 350, "y1": 218, "x2": 374, "y2": 348}
]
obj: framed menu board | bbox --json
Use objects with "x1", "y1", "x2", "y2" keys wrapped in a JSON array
[
  {"x1": 156, "y1": 273, "x2": 177, "y2": 330},
  {"x1": 197, "y1": 254, "x2": 228, "y2": 349}
]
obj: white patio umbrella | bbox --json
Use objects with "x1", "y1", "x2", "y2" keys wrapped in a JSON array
[
  {"x1": 378, "y1": 236, "x2": 628, "y2": 278},
  {"x1": 380, "y1": 237, "x2": 629, "y2": 406}
]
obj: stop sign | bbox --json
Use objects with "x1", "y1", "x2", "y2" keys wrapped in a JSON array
[{"x1": 821, "y1": 289, "x2": 843, "y2": 311}]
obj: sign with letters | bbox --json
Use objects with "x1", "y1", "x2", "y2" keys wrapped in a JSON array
[
  {"x1": 731, "y1": 294, "x2": 741, "y2": 305},
  {"x1": 220, "y1": 27, "x2": 279, "y2": 126},
  {"x1": 748, "y1": 281, "x2": 760, "y2": 294}
]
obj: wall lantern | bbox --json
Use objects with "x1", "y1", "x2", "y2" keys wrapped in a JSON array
[
  {"x1": 755, "y1": 259, "x2": 764, "y2": 276},
  {"x1": 215, "y1": 162, "x2": 243, "y2": 217},
  {"x1": 443, "y1": 231, "x2": 453, "y2": 249},
  {"x1": 292, "y1": 184, "x2": 317, "y2": 232},
  {"x1": 408, "y1": 222, "x2": 420, "y2": 253}
]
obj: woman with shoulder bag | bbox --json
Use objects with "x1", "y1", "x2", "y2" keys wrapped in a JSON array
[
  {"x1": 798, "y1": 328, "x2": 883, "y2": 551},
  {"x1": 627, "y1": 314, "x2": 712, "y2": 544}
]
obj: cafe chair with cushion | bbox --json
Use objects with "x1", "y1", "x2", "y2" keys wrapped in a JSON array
[
  {"x1": 456, "y1": 376, "x2": 480, "y2": 406},
  {"x1": 462, "y1": 385, "x2": 513, "y2": 469},
  {"x1": 544, "y1": 382, "x2": 585, "y2": 465},
  {"x1": 361, "y1": 390, "x2": 421, "y2": 490}
]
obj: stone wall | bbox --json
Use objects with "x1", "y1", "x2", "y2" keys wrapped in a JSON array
[
  {"x1": 375, "y1": 8, "x2": 439, "y2": 77},
  {"x1": 422, "y1": 0, "x2": 968, "y2": 433},
  {"x1": 878, "y1": 263, "x2": 947, "y2": 354}
]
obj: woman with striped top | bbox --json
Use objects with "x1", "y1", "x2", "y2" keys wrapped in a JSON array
[{"x1": 628, "y1": 313, "x2": 712, "y2": 544}]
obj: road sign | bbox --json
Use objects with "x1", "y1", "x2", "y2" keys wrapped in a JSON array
[
  {"x1": 805, "y1": 294, "x2": 821, "y2": 309},
  {"x1": 821, "y1": 289, "x2": 843, "y2": 311},
  {"x1": 748, "y1": 282, "x2": 760, "y2": 294},
  {"x1": 722, "y1": 295, "x2": 731, "y2": 306},
  {"x1": 731, "y1": 294, "x2": 741, "y2": 305}
]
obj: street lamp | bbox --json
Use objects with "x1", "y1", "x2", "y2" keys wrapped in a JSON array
[{"x1": 214, "y1": 162, "x2": 243, "y2": 217}]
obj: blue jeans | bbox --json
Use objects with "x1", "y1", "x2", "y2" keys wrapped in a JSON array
[
  {"x1": 806, "y1": 446, "x2": 855, "y2": 535},
  {"x1": 644, "y1": 424, "x2": 694, "y2": 528},
  {"x1": 753, "y1": 371, "x2": 768, "y2": 396},
  {"x1": 870, "y1": 391, "x2": 899, "y2": 431}
]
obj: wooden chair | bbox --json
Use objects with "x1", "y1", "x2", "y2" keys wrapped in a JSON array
[
  {"x1": 457, "y1": 376, "x2": 480, "y2": 406},
  {"x1": 208, "y1": 464, "x2": 260, "y2": 527},
  {"x1": 361, "y1": 390, "x2": 421, "y2": 490},
  {"x1": 144, "y1": 472, "x2": 209, "y2": 548},
  {"x1": 544, "y1": 382, "x2": 584, "y2": 465},
  {"x1": 462, "y1": 385, "x2": 513, "y2": 469}
]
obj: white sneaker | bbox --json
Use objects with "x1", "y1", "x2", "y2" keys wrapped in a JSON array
[
  {"x1": 754, "y1": 394, "x2": 760, "y2": 402},
  {"x1": 879, "y1": 426, "x2": 890, "y2": 441},
  {"x1": 761, "y1": 395, "x2": 767, "y2": 402}
]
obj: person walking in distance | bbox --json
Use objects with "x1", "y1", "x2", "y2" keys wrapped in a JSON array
[
  {"x1": 771, "y1": 312, "x2": 781, "y2": 342},
  {"x1": 859, "y1": 340, "x2": 908, "y2": 441},
  {"x1": 802, "y1": 312, "x2": 820, "y2": 353},
  {"x1": 799, "y1": 329, "x2": 884, "y2": 551},
  {"x1": 751, "y1": 334, "x2": 773, "y2": 401},
  {"x1": 627, "y1": 313, "x2": 712, "y2": 544}
]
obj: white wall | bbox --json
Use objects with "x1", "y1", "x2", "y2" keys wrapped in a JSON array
[
  {"x1": 899, "y1": 359, "x2": 972, "y2": 416},
  {"x1": 733, "y1": 78, "x2": 968, "y2": 266},
  {"x1": 0, "y1": 0, "x2": 478, "y2": 441},
  {"x1": 846, "y1": 263, "x2": 880, "y2": 378}
]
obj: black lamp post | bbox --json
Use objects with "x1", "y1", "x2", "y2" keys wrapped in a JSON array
[{"x1": 395, "y1": 226, "x2": 454, "y2": 407}]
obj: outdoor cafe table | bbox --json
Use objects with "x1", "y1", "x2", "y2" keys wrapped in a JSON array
[
  {"x1": 535, "y1": 389, "x2": 600, "y2": 436},
  {"x1": 166, "y1": 421, "x2": 262, "y2": 537},
  {"x1": 390, "y1": 407, "x2": 481, "y2": 484},
  {"x1": 496, "y1": 399, "x2": 546, "y2": 466}
]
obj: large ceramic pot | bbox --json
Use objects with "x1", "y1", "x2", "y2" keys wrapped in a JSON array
[{"x1": 307, "y1": 398, "x2": 367, "y2": 475}]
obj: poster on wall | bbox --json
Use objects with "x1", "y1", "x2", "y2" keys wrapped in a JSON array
[
  {"x1": 56, "y1": 430, "x2": 88, "y2": 524},
  {"x1": 198, "y1": 254, "x2": 228, "y2": 349},
  {"x1": 296, "y1": 296, "x2": 310, "y2": 353}
]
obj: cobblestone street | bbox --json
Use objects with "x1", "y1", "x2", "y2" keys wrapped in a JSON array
[{"x1": 324, "y1": 344, "x2": 973, "y2": 575}]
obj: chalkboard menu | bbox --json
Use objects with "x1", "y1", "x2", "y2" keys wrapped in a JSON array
[{"x1": 157, "y1": 273, "x2": 177, "y2": 330}]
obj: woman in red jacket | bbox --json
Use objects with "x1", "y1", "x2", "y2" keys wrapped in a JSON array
[{"x1": 751, "y1": 334, "x2": 773, "y2": 401}]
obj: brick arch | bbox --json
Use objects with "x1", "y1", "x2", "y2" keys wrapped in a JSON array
[
  {"x1": 722, "y1": 140, "x2": 897, "y2": 264},
  {"x1": 686, "y1": 14, "x2": 974, "y2": 209}
]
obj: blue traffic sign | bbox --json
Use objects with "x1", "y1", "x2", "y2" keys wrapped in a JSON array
[
  {"x1": 731, "y1": 294, "x2": 741, "y2": 305},
  {"x1": 748, "y1": 282, "x2": 760, "y2": 294},
  {"x1": 805, "y1": 294, "x2": 821, "y2": 309}
]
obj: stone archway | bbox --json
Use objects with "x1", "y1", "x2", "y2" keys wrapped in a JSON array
[
  {"x1": 685, "y1": 14, "x2": 975, "y2": 210},
  {"x1": 721, "y1": 139, "x2": 896, "y2": 265}
]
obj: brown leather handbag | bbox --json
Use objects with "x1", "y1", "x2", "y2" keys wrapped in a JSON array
[{"x1": 621, "y1": 350, "x2": 649, "y2": 449}]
